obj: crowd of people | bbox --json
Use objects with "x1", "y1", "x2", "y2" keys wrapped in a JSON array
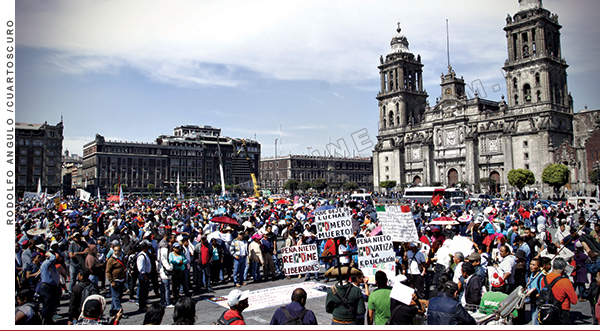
[{"x1": 13, "y1": 190, "x2": 600, "y2": 325}]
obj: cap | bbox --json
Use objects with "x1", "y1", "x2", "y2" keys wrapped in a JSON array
[
  {"x1": 252, "y1": 234, "x2": 262, "y2": 240},
  {"x1": 466, "y1": 252, "x2": 481, "y2": 262},
  {"x1": 227, "y1": 289, "x2": 250, "y2": 307},
  {"x1": 173, "y1": 242, "x2": 181, "y2": 248},
  {"x1": 515, "y1": 249, "x2": 526, "y2": 260}
]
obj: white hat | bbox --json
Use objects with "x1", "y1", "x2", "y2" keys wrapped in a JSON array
[{"x1": 227, "y1": 289, "x2": 250, "y2": 307}]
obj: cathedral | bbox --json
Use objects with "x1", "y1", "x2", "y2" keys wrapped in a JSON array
[{"x1": 372, "y1": 0, "x2": 587, "y2": 195}]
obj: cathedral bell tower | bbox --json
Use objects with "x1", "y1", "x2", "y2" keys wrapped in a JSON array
[
  {"x1": 503, "y1": 0, "x2": 570, "y2": 112},
  {"x1": 377, "y1": 23, "x2": 428, "y2": 130}
]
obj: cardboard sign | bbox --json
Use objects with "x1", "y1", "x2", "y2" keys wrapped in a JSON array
[
  {"x1": 356, "y1": 235, "x2": 396, "y2": 284},
  {"x1": 315, "y1": 208, "x2": 353, "y2": 240},
  {"x1": 281, "y1": 244, "x2": 320, "y2": 276},
  {"x1": 360, "y1": 262, "x2": 396, "y2": 286},
  {"x1": 378, "y1": 206, "x2": 419, "y2": 243}
]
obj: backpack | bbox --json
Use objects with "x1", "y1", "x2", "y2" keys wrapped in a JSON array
[
  {"x1": 537, "y1": 276, "x2": 566, "y2": 325},
  {"x1": 331, "y1": 284, "x2": 356, "y2": 316},
  {"x1": 127, "y1": 252, "x2": 140, "y2": 276},
  {"x1": 76, "y1": 281, "x2": 100, "y2": 309},
  {"x1": 211, "y1": 311, "x2": 242, "y2": 325},
  {"x1": 280, "y1": 306, "x2": 309, "y2": 325}
]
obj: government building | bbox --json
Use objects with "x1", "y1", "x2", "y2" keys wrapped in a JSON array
[
  {"x1": 373, "y1": 0, "x2": 591, "y2": 195},
  {"x1": 82, "y1": 125, "x2": 260, "y2": 196}
]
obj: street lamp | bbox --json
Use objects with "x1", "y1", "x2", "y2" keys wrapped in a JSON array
[{"x1": 275, "y1": 139, "x2": 278, "y2": 194}]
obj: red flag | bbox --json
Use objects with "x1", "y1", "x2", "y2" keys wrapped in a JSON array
[
  {"x1": 431, "y1": 195, "x2": 441, "y2": 206},
  {"x1": 401, "y1": 205, "x2": 411, "y2": 213}
]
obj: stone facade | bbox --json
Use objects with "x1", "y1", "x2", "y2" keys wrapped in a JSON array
[
  {"x1": 15, "y1": 121, "x2": 64, "y2": 195},
  {"x1": 373, "y1": 0, "x2": 580, "y2": 195}
]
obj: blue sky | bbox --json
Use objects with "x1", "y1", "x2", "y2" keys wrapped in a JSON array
[{"x1": 13, "y1": 0, "x2": 600, "y2": 158}]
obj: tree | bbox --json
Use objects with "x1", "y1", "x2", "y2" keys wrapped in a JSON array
[
  {"x1": 213, "y1": 184, "x2": 223, "y2": 194},
  {"x1": 507, "y1": 169, "x2": 535, "y2": 191},
  {"x1": 283, "y1": 180, "x2": 300, "y2": 194},
  {"x1": 147, "y1": 183, "x2": 155, "y2": 195},
  {"x1": 542, "y1": 164, "x2": 570, "y2": 195},
  {"x1": 379, "y1": 180, "x2": 397, "y2": 192},
  {"x1": 299, "y1": 181, "x2": 312, "y2": 192},
  {"x1": 589, "y1": 169, "x2": 600, "y2": 185},
  {"x1": 458, "y1": 180, "x2": 470, "y2": 188},
  {"x1": 113, "y1": 184, "x2": 128, "y2": 193},
  {"x1": 311, "y1": 179, "x2": 327, "y2": 192},
  {"x1": 431, "y1": 181, "x2": 443, "y2": 187},
  {"x1": 342, "y1": 182, "x2": 359, "y2": 191},
  {"x1": 479, "y1": 178, "x2": 495, "y2": 190}
]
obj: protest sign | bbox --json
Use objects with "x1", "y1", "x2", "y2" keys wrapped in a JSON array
[
  {"x1": 378, "y1": 206, "x2": 419, "y2": 243},
  {"x1": 78, "y1": 189, "x2": 91, "y2": 202},
  {"x1": 315, "y1": 207, "x2": 353, "y2": 240},
  {"x1": 281, "y1": 244, "x2": 320, "y2": 276},
  {"x1": 356, "y1": 235, "x2": 396, "y2": 284}
]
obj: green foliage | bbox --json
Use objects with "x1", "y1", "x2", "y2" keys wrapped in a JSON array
[
  {"x1": 283, "y1": 179, "x2": 300, "y2": 193},
  {"x1": 311, "y1": 179, "x2": 327, "y2": 192},
  {"x1": 542, "y1": 164, "x2": 570, "y2": 193},
  {"x1": 379, "y1": 180, "x2": 397, "y2": 190},
  {"x1": 479, "y1": 178, "x2": 495, "y2": 188},
  {"x1": 458, "y1": 180, "x2": 470, "y2": 188},
  {"x1": 507, "y1": 169, "x2": 535, "y2": 190},
  {"x1": 342, "y1": 182, "x2": 359, "y2": 191},
  {"x1": 431, "y1": 181, "x2": 443, "y2": 187},
  {"x1": 213, "y1": 184, "x2": 223, "y2": 194},
  {"x1": 299, "y1": 181, "x2": 312, "y2": 191},
  {"x1": 589, "y1": 169, "x2": 600, "y2": 185},
  {"x1": 147, "y1": 184, "x2": 155, "y2": 193},
  {"x1": 113, "y1": 184, "x2": 128, "y2": 192}
]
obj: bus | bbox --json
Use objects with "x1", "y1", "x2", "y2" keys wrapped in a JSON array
[
  {"x1": 403, "y1": 187, "x2": 466, "y2": 204},
  {"x1": 403, "y1": 187, "x2": 445, "y2": 204}
]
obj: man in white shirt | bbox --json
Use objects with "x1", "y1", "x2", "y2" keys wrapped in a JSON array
[
  {"x1": 136, "y1": 240, "x2": 152, "y2": 311},
  {"x1": 406, "y1": 242, "x2": 427, "y2": 299},
  {"x1": 498, "y1": 245, "x2": 516, "y2": 294},
  {"x1": 555, "y1": 221, "x2": 570, "y2": 246}
]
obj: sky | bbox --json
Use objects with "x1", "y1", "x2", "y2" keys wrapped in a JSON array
[{"x1": 13, "y1": 0, "x2": 600, "y2": 158}]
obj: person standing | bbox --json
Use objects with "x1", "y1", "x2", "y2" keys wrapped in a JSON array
[
  {"x1": 427, "y1": 281, "x2": 476, "y2": 325},
  {"x1": 218, "y1": 289, "x2": 249, "y2": 325},
  {"x1": 540, "y1": 257, "x2": 578, "y2": 325},
  {"x1": 105, "y1": 245, "x2": 127, "y2": 317},
  {"x1": 367, "y1": 271, "x2": 393, "y2": 325},
  {"x1": 406, "y1": 243, "x2": 427, "y2": 299},
  {"x1": 270, "y1": 288, "x2": 318, "y2": 325},
  {"x1": 498, "y1": 245, "x2": 516, "y2": 294},
  {"x1": 230, "y1": 232, "x2": 248, "y2": 287},
  {"x1": 170, "y1": 242, "x2": 189, "y2": 301},
  {"x1": 136, "y1": 241, "x2": 152, "y2": 312},
  {"x1": 248, "y1": 234, "x2": 264, "y2": 283},
  {"x1": 38, "y1": 251, "x2": 62, "y2": 324},
  {"x1": 157, "y1": 233, "x2": 174, "y2": 308},
  {"x1": 194, "y1": 237, "x2": 213, "y2": 292},
  {"x1": 325, "y1": 267, "x2": 366, "y2": 325}
]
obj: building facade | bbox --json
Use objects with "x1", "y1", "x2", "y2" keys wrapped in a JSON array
[
  {"x1": 82, "y1": 125, "x2": 260, "y2": 196},
  {"x1": 373, "y1": 0, "x2": 579, "y2": 195},
  {"x1": 15, "y1": 121, "x2": 64, "y2": 195},
  {"x1": 260, "y1": 155, "x2": 373, "y2": 193}
]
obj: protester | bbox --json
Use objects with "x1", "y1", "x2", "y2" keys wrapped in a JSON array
[
  {"x1": 172, "y1": 296, "x2": 196, "y2": 325},
  {"x1": 540, "y1": 257, "x2": 578, "y2": 325},
  {"x1": 427, "y1": 281, "x2": 476, "y2": 325},
  {"x1": 105, "y1": 244, "x2": 126, "y2": 316},
  {"x1": 217, "y1": 289, "x2": 249, "y2": 325},
  {"x1": 325, "y1": 266, "x2": 366, "y2": 325},
  {"x1": 143, "y1": 303, "x2": 165, "y2": 325},
  {"x1": 270, "y1": 288, "x2": 318, "y2": 325},
  {"x1": 136, "y1": 240, "x2": 153, "y2": 312},
  {"x1": 15, "y1": 289, "x2": 41, "y2": 325},
  {"x1": 77, "y1": 295, "x2": 122, "y2": 325},
  {"x1": 367, "y1": 271, "x2": 393, "y2": 325}
]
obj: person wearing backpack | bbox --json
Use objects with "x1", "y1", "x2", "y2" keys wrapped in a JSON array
[
  {"x1": 325, "y1": 266, "x2": 366, "y2": 325},
  {"x1": 538, "y1": 257, "x2": 578, "y2": 325},
  {"x1": 68, "y1": 267, "x2": 99, "y2": 324},
  {"x1": 15, "y1": 289, "x2": 42, "y2": 325},
  {"x1": 270, "y1": 288, "x2": 318, "y2": 325},
  {"x1": 213, "y1": 289, "x2": 249, "y2": 325}
]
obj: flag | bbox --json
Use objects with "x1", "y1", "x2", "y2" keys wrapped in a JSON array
[
  {"x1": 401, "y1": 205, "x2": 411, "y2": 213},
  {"x1": 177, "y1": 173, "x2": 181, "y2": 198},
  {"x1": 41, "y1": 187, "x2": 48, "y2": 204},
  {"x1": 97, "y1": 187, "x2": 101, "y2": 200},
  {"x1": 119, "y1": 184, "x2": 124, "y2": 206},
  {"x1": 37, "y1": 178, "x2": 42, "y2": 195},
  {"x1": 79, "y1": 189, "x2": 91, "y2": 202},
  {"x1": 431, "y1": 195, "x2": 441, "y2": 206}
]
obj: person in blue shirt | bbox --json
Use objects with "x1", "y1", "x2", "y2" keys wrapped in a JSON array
[
  {"x1": 270, "y1": 288, "x2": 318, "y2": 325},
  {"x1": 527, "y1": 258, "x2": 544, "y2": 325},
  {"x1": 38, "y1": 251, "x2": 62, "y2": 325}
]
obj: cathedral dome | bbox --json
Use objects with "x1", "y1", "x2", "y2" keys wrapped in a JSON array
[{"x1": 389, "y1": 22, "x2": 410, "y2": 54}]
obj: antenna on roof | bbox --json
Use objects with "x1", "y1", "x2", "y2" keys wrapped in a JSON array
[{"x1": 446, "y1": 19, "x2": 451, "y2": 69}]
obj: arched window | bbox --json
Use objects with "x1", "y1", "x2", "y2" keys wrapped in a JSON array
[
  {"x1": 447, "y1": 169, "x2": 459, "y2": 186},
  {"x1": 523, "y1": 45, "x2": 530, "y2": 58},
  {"x1": 388, "y1": 111, "x2": 395, "y2": 127},
  {"x1": 514, "y1": 94, "x2": 519, "y2": 105},
  {"x1": 537, "y1": 90, "x2": 542, "y2": 102},
  {"x1": 535, "y1": 73, "x2": 540, "y2": 86},
  {"x1": 523, "y1": 84, "x2": 532, "y2": 103},
  {"x1": 513, "y1": 78, "x2": 518, "y2": 90}
]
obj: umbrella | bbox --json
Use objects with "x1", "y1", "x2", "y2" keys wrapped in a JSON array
[
  {"x1": 67, "y1": 210, "x2": 82, "y2": 218},
  {"x1": 101, "y1": 209, "x2": 115, "y2": 215},
  {"x1": 107, "y1": 195, "x2": 120, "y2": 202},
  {"x1": 27, "y1": 228, "x2": 46, "y2": 236},
  {"x1": 457, "y1": 214, "x2": 472, "y2": 223},
  {"x1": 275, "y1": 199, "x2": 290, "y2": 205},
  {"x1": 28, "y1": 208, "x2": 43, "y2": 213},
  {"x1": 483, "y1": 207, "x2": 495, "y2": 215},
  {"x1": 142, "y1": 199, "x2": 153, "y2": 203},
  {"x1": 210, "y1": 216, "x2": 239, "y2": 226},
  {"x1": 315, "y1": 205, "x2": 335, "y2": 212},
  {"x1": 430, "y1": 216, "x2": 458, "y2": 225}
]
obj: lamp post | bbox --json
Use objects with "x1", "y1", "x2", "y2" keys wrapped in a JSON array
[{"x1": 275, "y1": 139, "x2": 278, "y2": 194}]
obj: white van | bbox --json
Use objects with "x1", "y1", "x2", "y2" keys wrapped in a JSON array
[
  {"x1": 567, "y1": 197, "x2": 600, "y2": 210},
  {"x1": 350, "y1": 193, "x2": 373, "y2": 202}
]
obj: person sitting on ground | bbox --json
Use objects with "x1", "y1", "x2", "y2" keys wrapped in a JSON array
[
  {"x1": 77, "y1": 294, "x2": 122, "y2": 325},
  {"x1": 270, "y1": 288, "x2": 318, "y2": 325},
  {"x1": 143, "y1": 303, "x2": 165, "y2": 325},
  {"x1": 172, "y1": 296, "x2": 196, "y2": 325},
  {"x1": 15, "y1": 289, "x2": 41, "y2": 325},
  {"x1": 427, "y1": 281, "x2": 476, "y2": 325}
]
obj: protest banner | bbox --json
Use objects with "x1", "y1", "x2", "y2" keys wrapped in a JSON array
[
  {"x1": 78, "y1": 189, "x2": 91, "y2": 202},
  {"x1": 281, "y1": 244, "x2": 320, "y2": 276},
  {"x1": 378, "y1": 205, "x2": 419, "y2": 243},
  {"x1": 356, "y1": 235, "x2": 396, "y2": 284},
  {"x1": 315, "y1": 207, "x2": 353, "y2": 240}
]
